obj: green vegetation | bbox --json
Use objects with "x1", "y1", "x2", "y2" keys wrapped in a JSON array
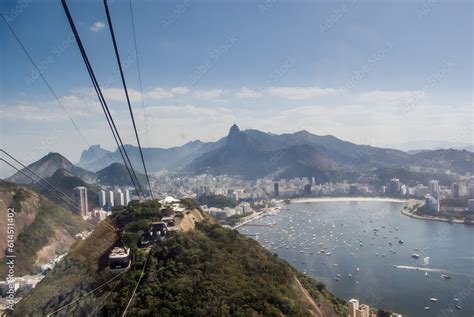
[
  {"x1": 0, "y1": 199, "x2": 92, "y2": 276},
  {"x1": 102, "y1": 222, "x2": 345, "y2": 316},
  {"x1": 34, "y1": 168, "x2": 100, "y2": 211},
  {"x1": 8, "y1": 188, "x2": 28, "y2": 213},
  {"x1": 12, "y1": 200, "x2": 346, "y2": 317},
  {"x1": 196, "y1": 194, "x2": 238, "y2": 208},
  {"x1": 223, "y1": 211, "x2": 252, "y2": 226}
]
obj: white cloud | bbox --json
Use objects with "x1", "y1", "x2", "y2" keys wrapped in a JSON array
[
  {"x1": 193, "y1": 89, "x2": 224, "y2": 100},
  {"x1": 170, "y1": 86, "x2": 190, "y2": 94},
  {"x1": 89, "y1": 21, "x2": 105, "y2": 32},
  {"x1": 358, "y1": 90, "x2": 425, "y2": 105},
  {"x1": 101, "y1": 87, "x2": 142, "y2": 103},
  {"x1": 146, "y1": 86, "x2": 190, "y2": 99},
  {"x1": 234, "y1": 87, "x2": 261, "y2": 99},
  {"x1": 268, "y1": 86, "x2": 341, "y2": 100}
]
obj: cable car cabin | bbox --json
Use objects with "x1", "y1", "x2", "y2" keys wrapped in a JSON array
[
  {"x1": 149, "y1": 222, "x2": 168, "y2": 239},
  {"x1": 139, "y1": 232, "x2": 151, "y2": 248},
  {"x1": 138, "y1": 222, "x2": 168, "y2": 248},
  {"x1": 108, "y1": 246, "x2": 131, "y2": 271}
]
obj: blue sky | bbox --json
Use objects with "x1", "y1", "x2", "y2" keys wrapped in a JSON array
[{"x1": 0, "y1": 0, "x2": 472, "y2": 176}]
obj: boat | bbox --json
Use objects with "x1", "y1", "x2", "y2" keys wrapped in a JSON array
[
  {"x1": 441, "y1": 274, "x2": 451, "y2": 279},
  {"x1": 356, "y1": 267, "x2": 360, "y2": 272},
  {"x1": 424, "y1": 307, "x2": 430, "y2": 310},
  {"x1": 425, "y1": 272, "x2": 428, "y2": 277},
  {"x1": 411, "y1": 253, "x2": 420, "y2": 259},
  {"x1": 430, "y1": 298, "x2": 438, "y2": 302},
  {"x1": 455, "y1": 305, "x2": 462, "y2": 309},
  {"x1": 398, "y1": 240, "x2": 404, "y2": 244}
]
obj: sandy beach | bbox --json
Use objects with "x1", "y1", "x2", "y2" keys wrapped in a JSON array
[{"x1": 291, "y1": 197, "x2": 407, "y2": 204}]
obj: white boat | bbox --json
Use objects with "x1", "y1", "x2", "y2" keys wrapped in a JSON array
[
  {"x1": 430, "y1": 298, "x2": 438, "y2": 302},
  {"x1": 411, "y1": 253, "x2": 420, "y2": 259},
  {"x1": 441, "y1": 274, "x2": 451, "y2": 279}
]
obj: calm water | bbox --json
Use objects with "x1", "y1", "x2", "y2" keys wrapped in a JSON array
[{"x1": 238, "y1": 200, "x2": 474, "y2": 316}]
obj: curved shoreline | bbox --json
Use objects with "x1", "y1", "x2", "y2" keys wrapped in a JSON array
[
  {"x1": 401, "y1": 207, "x2": 469, "y2": 224},
  {"x1": 291, "y1": 197, "x2": 407, "y2": 204}
]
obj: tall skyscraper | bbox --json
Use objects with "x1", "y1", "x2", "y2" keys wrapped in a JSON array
[
  {"x1": 124, "y1": 189, "x2": 131, "y2": 205},
  {"x1": 98, "y1": 189, "x2": 106, "y2": 207},
  {"x1": 107, "y1": 190, "x2": 114, "y2": 210},
  {"x1": 429, "y1": 180, "x2": 439, "y2": 199},
  {"x1": 389, "y1": 178, "x2": 401, "y2": 195},
  {"x1": 347, "y1": 299, "x2": 359, "y2": 317},
  {"x1": 73, "y1": 186, "x2": 88, "y2": 217},
  {"x1": 115, "y1": 189, "x2": 125, "y2": 206},
  {"x1": 356, "y1": 304, "x2": 370, "y2": 317},
  {"x1": 450, "y1": 183, "x2": 460, "y2": 199}
]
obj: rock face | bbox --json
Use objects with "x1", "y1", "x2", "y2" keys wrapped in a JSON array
[
  {"x1": 7, "y1": 152, "x2": 95, "y2": 184},
  {"x1": 0, "y1": 181, "x2": 92, "y2": 276}
]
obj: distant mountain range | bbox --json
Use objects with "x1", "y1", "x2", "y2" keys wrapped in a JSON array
[
  {"x1": 76, "y1": 124, "x2": 473, "y2": 181},
  {"x1": 4, "y1": 125, "x2": 473, "y2": 188}
]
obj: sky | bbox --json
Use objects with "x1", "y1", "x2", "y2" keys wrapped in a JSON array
[{"x1": 0, "y1": 0, "x2": 472, "y2": 177}]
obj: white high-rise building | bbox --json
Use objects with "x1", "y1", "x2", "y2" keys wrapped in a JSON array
[
  {"x1": 115, "y1": 189, "x2": 125, "y2": 206},
  {"x1": 124, "y1": 189, "x2": 131, "y2": 205},
  {"x1": 73, "y1": 186, "x2": 88, "y2": 217},
  {"x1": 429, "y1": 180, "x2": 439, "y2": 199},
  {"x1": 107, "y1": 190, "x2": 114, "y2": 209},
  {"x1": 347, "y1": 299, "x2": 359, "y2": 317},
  {"x1": 356, "y1": 304, "x2": 370, "y2": 317},
  {"x1": 98, "y1": 190, "x2": 106, "y2": 207}
]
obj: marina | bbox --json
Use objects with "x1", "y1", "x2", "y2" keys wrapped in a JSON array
[{"x1": 237, "y1": 200, "x2": 474, "y2": 316}]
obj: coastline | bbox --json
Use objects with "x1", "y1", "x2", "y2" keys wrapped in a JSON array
[
  {"x1": 291, "y1": 197, "x2": 407, "y2": 204},
  {"x1": 401, "y1": 207, "x2": 468, "y2": 224}
]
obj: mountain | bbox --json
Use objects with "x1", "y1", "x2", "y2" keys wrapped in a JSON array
[
  {"x1": 7, "y1": 152, "x2": 95, "y2": 184},
  {"x1": 408, "y1": 149, "x2": 474, "y2": 175},
  {"x1": 75, "y1": 124, "x2": 473, "y2": 182},
  {"x1": 77, "y1": 140, "x2": 224, "y2": 173},
  {"x1": 387, "y1": 140, "x2": 474, "y2": 153},
  {"x1": 12, "y1": 201, "x2": 347, "y2": 316},
  {"x1": 0, "y1": 180, "x2": 92, "y2": 276},
  {"x1": 96, "y1": 162, "x2": 148, "y2": 188},
  {"x1": 33, "y1": 168, "x2": 100, "y2": 211},
  {"x1": 186, "y1": 124, "x2": 405, "y2": 180}
]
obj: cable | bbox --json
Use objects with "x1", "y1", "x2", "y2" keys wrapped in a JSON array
[
  {"x1": 46, "y1": 269, "x2": 127, "y2": 316},
  {"x1": 128, "y1": 0, "x2": 154, "y2": 181},
  {"x1": 0, "y1": 158, "x2": 80, "y2": 211},
  {"x1": 103, "y1": 0, "x2": 154, "y2": 199},
  {"x1": 121, "y1": 249, "x2": 150, "y2": 317},
  {"x1": 61, "y1": 0, "x2": 145, "y2": 199},
  {"x1": 0, "y1": 13, "x2": 107, "y2": 169},
  {"x1": 1, "y1": 149, "x2": 79, "y2": 207}
]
